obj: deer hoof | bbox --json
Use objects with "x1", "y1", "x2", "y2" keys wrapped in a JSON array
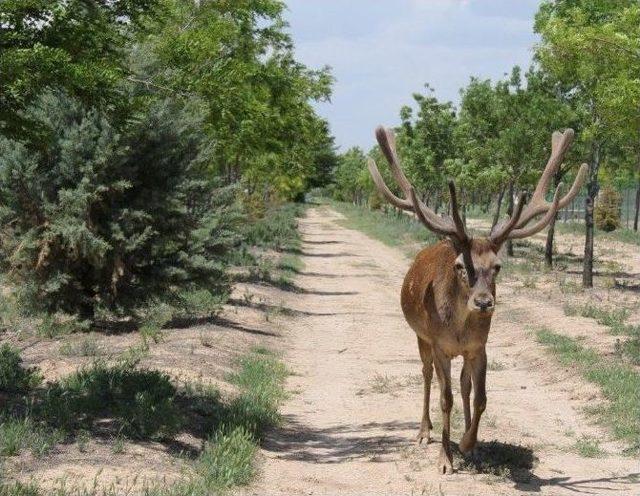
[
  {"x1": 416, "y1": 429, "x2": 431, "y2": 444},
  {"x1": 437, "y1": 449, "x2": 454, "y2": 475},
  {"x1": 459, "y1": 434, "x2": 476, "y2": 455}
]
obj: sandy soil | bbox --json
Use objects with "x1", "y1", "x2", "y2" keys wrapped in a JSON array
[{"x1": 243, "y1": 206, "x2": 640, "y2": 496}]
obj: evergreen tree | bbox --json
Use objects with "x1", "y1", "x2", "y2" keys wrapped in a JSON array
[{"x1": 0, "y1": 92, "x2": 240, "y2": 319}]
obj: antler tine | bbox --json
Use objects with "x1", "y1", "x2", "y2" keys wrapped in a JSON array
[
  {"x1": 366, "y1": 157, "x2": 413, "y2": 210},
  {"x1": 516, "y1": 129, "x2": 576, "y2": 228},
  {"x1": 489, "y1": 191, "x2": 527, "y2": 246},
  {"x1": 448, "y1": 181, "x2": 470, "y2": 243},
  {"x1": 409, "y1": 187, "x2": 462, "y2": 237},
  {"x1": 375, "y1": 126, "x2": 413, "y2": 193},
  {"x1": 508, "y1": 183, "x2": 563, "y2": 240},
  {"x1": 369, "y1": 126, "x2": 461, "y2": 237}
]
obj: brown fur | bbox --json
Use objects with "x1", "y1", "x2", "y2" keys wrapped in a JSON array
[{"x1": 402, "y1": 238, "x2": 501, "y2": 474}]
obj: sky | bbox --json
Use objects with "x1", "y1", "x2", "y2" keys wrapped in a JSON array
[{"x1": 285, "y1": 0, "x2": 541, "y2": 151}]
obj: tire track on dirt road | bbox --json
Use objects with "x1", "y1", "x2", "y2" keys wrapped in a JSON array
[{"x1": 244, "y1": 206, "x2": 640, "y2": 496}]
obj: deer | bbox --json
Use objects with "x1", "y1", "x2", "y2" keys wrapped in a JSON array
[{"x1": 367, "y1": 125, "x2": 587, "y2": 474}]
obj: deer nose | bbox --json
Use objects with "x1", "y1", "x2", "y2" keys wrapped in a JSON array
[{"x1": 474, "y1": 297, "x2": 494, "y2": 311}]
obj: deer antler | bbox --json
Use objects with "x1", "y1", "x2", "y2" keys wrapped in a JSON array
[
  {"x1": 490, "y1": 129, "x2": 588, "y2": 243},
  {"x1": 367, "y1": 126, "x2": 469, "y2": 244}
]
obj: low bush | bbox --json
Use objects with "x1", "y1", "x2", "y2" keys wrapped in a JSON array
[{"x1": 0, "y1": 344, "x2": 42, "y2": 392}]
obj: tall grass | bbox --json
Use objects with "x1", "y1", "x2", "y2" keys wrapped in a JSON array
[{"x1": 535, "y1": 327, "x2": 640, "y2": 454}]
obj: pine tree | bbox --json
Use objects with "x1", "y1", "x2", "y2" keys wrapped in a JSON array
[{"x1": 0, "y1": 92, "x2": 240, "y2": 320}]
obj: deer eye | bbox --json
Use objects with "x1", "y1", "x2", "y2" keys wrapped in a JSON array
[
  {"x1": 494, "y1": 264, "x2": 502, "y2": 274},
  {"x1": 455, "y1": 261, "x2": 465, "y2": 271}
]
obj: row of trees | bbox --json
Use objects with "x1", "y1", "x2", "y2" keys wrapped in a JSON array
[
  {"x1": 0, "y1": 0, "x2": 337, "y2": 320},
  {"x1": 332, "y1": 0, "x2": 640, "y2": 287}
]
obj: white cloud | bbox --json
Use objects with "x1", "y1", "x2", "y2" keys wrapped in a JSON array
[{"x1": 286, "y1": 1, "x2": 540, "y2": 150}]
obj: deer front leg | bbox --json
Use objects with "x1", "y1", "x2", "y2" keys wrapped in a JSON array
[
  {"x1": 432, "y1": 348, "x2": 453, "y2": 474},
  {"x1": 460, "y1": 360, "x2": 471, "y2": 433},
  {"x1": 459, "y1": 350, "x2": 487, "y2": 455},
  {"x1": 417, "y1": 337, "x2": 433, "y2": 444}
]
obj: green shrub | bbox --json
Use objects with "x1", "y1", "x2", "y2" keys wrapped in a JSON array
[
  {"x1": 0, "y1": 344, "x2": 42, "y2": 392},
  {"x1": 595, "y1": 187, "x2": 622, "y2": 232},
  {"x1": 38, "y1": 362, "x2": 181, "y2": 439},
  {"x1": 0, "y1": 93, "x2": 238, "y2": 320},
  {"x1": 242, "y1": 203, "x2": 304, "y2": 251}
]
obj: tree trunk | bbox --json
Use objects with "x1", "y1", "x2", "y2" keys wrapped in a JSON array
[
  {"x1": 505, "y1": 182, "x2": 514, "y2": 257},
  {"x1": 545, "y1": 213, "x2": 557, "y2": 268},
  {"x1": 491, "y1": 186, "x2": 506, "y2": 232},
  {"x1": 583, "y1": 141, "x2": 601, "y2": 288},
  {"x1": 545, "y1": 171, "x2": 562, "y2": 267},
  {"x1": 634, "y1": 179, "x2": 640, "y2": 231},
  {"x1": 634, "y1": 156, "x2": 640, "y2": 230}
]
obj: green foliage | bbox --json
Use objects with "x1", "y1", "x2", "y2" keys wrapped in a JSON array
[
  {"x1": 331, "y1": 147, "x2": 372, "y2": 204},
  {"x1": 243, "y1": 203, "x2": 305, "y2": 252},
  {"x1": 0, "y1": 343, "x2": 42, "y2": 392},
  {"x1": 0, "y1": 417, "x2": 63, "y2": 457},
  {"x1": 195, "y1": 426, "x2": 257, "y2": 490},
  {"x1": 0, "y1": 0, "x2": 162, "y2": 139},
  {"x1": 595, "y1": 186, "x2": 622, "y2": 231},
  {"x1": 0, "y1": 93, "x2": 236, "y2": 319},
  {"x1": 143, "y1": 0, "x2": 334, "y2": 200}
]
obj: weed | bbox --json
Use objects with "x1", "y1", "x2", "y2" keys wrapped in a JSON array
[
  {"x1": 37, "y1": 314, "x2": 90, "y2": 338},
  {"x1": 59, "y1": 336, "x2": 102, "y2": 357},
  {"x1": 196, "y1": 426, "x2": 257, "y2": 489},
  {"x1": 0, "y1": 344, "x2": 42, "y2": 392},
  {"x1": 242, "y1": 203, "x2": 305, "y2": 252},
  {"x1": 112, "y1": 437, "x2": 125, "y2": 454},
  {"x1": 574, "y1": 436, "x2": 604, "y2": 458},
  {"x1": 0, "y1": 417, "x2": 63, "y2": 457},
  {"x1": 77, "y1": 430, "x2": 90, "y2": 453},
  {"x1": 522, "y1": 276, "x2": 537, "y2": 289}
]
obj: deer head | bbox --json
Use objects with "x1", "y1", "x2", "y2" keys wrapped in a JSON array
[{"x1": 368, "y1": 126, "x2": 588, "y2": 314}]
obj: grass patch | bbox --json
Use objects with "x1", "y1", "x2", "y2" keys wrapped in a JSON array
[
  {"x1": 563, "y1": 302, "x2": 640, "y2": 365},
  {"x1": 0, "y1": 417, "x2": 64, "y2": 457},
  {"x1": 563, "y1": 302, "x2": 630, "y2": 333},
  {"x1": 329, "y1": 200, "x2": 436, "y2": 254},
  {"x1": 0, "y1": 344, "x2": 42, "y2": 392},
  {"x1": 243, "y1": 203, "x2": 306, "y2": 252},
  {"x1": 573, "y1": 435, "x2": 604, "y2": 458},
  {"x1": 535, "y1": 327, "x2": 640, "y2": 454},
  {"x1": 59, "y1": 336, "x2": 103, "y2": 357},
  {"x1": 0, "y1": 346, "x2": 288, "y2": 495}
]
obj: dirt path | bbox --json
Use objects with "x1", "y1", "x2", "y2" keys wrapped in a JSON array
[{"x1": 243, "y1": 206, "x2": 639, "y2": 496}]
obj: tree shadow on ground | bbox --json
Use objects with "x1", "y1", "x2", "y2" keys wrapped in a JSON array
[
  {"x1": 262, "y1": 418, "x2": 414, "y2": 464},
  {"x1": 1, "y1": 365, "x2": 261, "y2": 461}
]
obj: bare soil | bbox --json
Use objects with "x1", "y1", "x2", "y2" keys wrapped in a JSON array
[{"x1": 243, "y1": 206, "x2": 639, "y2": 496}]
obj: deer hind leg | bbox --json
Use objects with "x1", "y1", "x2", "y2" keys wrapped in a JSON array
[
  {"x1": 432, "y1": 347, "x2": 453, "y2": 474},
  {"x1": 459, "y1": 350, "x2": 487, "y2": 455},
  {"x1": 460, "y1": 360, "x2": 472, "y2": 433},
  {"x1": 416, "y1": 337, "x2": 433, "y2": 444}
]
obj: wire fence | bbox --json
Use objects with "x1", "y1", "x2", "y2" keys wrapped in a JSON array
[{"x1": 558, "y1": 188, "x2": 638, "y2": 228}]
